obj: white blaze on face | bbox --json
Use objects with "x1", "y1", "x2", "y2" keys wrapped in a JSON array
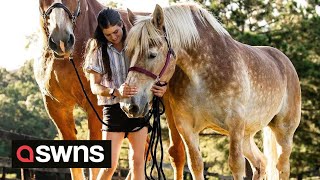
[{"x1": 47, "y1": 0, "x2": 73, "y2": 33}]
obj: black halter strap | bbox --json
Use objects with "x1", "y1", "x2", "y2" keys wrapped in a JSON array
[
  {"x1": 40, "y1": 1, "x2": 81, "y2": 36},
  {"x1": 42, "y1": 1, "x2": 81, "y2": 23}
]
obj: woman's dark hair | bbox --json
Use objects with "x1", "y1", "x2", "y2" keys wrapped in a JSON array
[{"x1": 94, "y1": 8, "x2": 127, "y2": 81}]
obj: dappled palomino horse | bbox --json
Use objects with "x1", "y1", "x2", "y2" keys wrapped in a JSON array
[
  {"x1": 122, "y1": 4, "x2": 301, "y2": 180},
  {"x1": 35, "y1": 0, "x2": 136, "y2": 179}
]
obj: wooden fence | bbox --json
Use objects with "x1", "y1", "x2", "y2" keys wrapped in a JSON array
[{"x1": 0, "y1": 129, "x2": 71, "y2": 180}]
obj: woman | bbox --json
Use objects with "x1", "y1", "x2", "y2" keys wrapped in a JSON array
[{"x1": 83, "y1": 8, "x2": 167, "y2": 180}]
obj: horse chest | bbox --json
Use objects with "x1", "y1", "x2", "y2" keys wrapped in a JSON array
[
  {"x1": 169, "y1": 72, "x2": 232, "y2": 130},
  {"x1": 35, "y1": 56, "x2": 85, "y2": 103}
]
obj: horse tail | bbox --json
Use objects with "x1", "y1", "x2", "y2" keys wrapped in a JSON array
[{"x1": 263, "y1": 127, "x2": 279, "y2": 180}]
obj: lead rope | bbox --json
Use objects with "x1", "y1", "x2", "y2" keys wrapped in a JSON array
[
  {"x1": 144, "y1": 82, "x2": 167, "y2": 180},
  {"x1": 69, "y1": 57, "x2": 110, "y2": 128}
]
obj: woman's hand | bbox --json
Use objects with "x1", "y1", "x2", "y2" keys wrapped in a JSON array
[
  {"x1": 151, "y1": 82, "x2": 167, "y2": 97},
  {"x1": 117, "y1": 83, "x2": 138, "y2": 98}
]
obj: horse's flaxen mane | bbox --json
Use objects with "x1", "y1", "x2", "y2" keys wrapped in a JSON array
[
  {"x1": 82, "y1": 38, "x2": 99, "y2": 80},
  {"x1": 126, "y1": 4, "x2": 229, "y2": 56}
]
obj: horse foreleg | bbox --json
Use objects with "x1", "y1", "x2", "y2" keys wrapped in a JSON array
[
  {"x1": 182, "y1": 132, "x2": 203, "y2": 180},
  {"x1": 228, "y1": 120, "x2": 246, "y2": 180},
  {"x1": 168, "y1": 126, "x2": 185, "y2": 180},
  {"x1": 243, "y1": 134, "x2": 267, "y2": 180},
  {"x1": 44, "y1": 96, "x2": 84, "y2": 180},
  {"x1": 164, "y1": 96, "x2": 185, "y2": 180},
  {"x1": 175, "y1": 120, "x2": 203, "y2": 180},
  {"x1": 44, "y1": 96, "x2": 77, "y2": 140},
  {"x1": 165, "y1": 96, "x2": 186, "y2": 180}
]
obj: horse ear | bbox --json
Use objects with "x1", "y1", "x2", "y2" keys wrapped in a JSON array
[
  {"x1": 127, "y1": 8, "x2": 135, "y2": 26},
  {"x1": 152, "y1": 4, "x2": 164, "y2": 30}
]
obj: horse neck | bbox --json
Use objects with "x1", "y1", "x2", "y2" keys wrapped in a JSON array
[
  {"x1": 72, "y1": 0, "x2": 104, "y2": 56},
  {"x1": 74, "y1": 0, "x2": 105, "y2": 65},
  {"x1": 175, "y1": 32, "x2": 231, "y2": 78},
  {"x1": 76, "y1": 0, "x2": 104, "y2": 36}
]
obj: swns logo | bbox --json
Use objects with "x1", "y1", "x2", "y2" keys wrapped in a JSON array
[{"x1": 12, "y1": 140, "x2": 111, "y2": 168}]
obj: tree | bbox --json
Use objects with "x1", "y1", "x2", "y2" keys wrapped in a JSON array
[{"x1": 0, "y1": 60, "x2": 57, "y2": 156}]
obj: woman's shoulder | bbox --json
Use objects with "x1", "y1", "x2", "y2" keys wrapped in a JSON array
[{"x1": 83, "y1": 39, "x2": 105, "y2": 76}]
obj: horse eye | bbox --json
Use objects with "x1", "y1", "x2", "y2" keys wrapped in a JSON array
[{"x1": 148, "y1": 52, "x2": 157, "y2": 59}]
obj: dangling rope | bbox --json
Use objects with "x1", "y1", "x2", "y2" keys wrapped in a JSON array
[
  {"x1": 144, "y1": 83, "x2": 167, "y2": 180},
  {"x1": 69, "y1": 57, "x2": 111, "y2": 127}
]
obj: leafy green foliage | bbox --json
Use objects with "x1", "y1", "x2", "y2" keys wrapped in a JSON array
[
  {"x1": 0, "y1": 60, "x2": 56, "y2": 136},
  {"x1": 0, "y1": 60, "x2": 57, "y2": 156}
]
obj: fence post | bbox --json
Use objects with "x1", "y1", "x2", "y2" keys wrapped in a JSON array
[
  {"x1": 1, "y1": 167, "x2": 6, "y2": 180},
  {"x1": 21, "y1": 168, "x2": 24, "y2": 180},
  {"x1": 65, "y1": 173, "x2": 71, "y2": 180}
]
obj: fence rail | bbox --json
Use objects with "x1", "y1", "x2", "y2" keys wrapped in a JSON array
[
  {"x1": 0, "y1": 129, "x2": 44, "y2": 141},
  {"x1": 0, "y1": 157, "x2": 70, "y2": 174},
  {"x1": 0, "y1": 129, "x2": 71, "y2": 180}
]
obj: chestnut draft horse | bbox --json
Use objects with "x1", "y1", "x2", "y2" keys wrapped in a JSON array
[
  {"x1": 35, "y1": 0, "x2": 139, "y2": 179},
  {"x1": 121, "y1": 4, "x2": 301, "y2": 180}
]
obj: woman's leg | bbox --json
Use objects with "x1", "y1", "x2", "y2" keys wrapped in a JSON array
[
  {"x1": 127, "y1": 127, "x2": 148, "y2": 180},
  {"x1": 97, "y1": 131, "x2": 125, "y2": 180}
]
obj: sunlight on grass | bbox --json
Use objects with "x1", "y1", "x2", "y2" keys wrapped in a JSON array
[{"x1": 0, "y1": 173, "x2": 17, "y2": 179}]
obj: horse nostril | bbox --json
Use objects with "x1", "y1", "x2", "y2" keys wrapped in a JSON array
[
  {"x1": 129, "y1": 105, "x2": 139, "y2": 114},
  {"x1": 67, "y1": 34, "x2": 75, "y2": 47},
  {"x1": 48, "y1": 37, "x2": 57, "y2": 51}
]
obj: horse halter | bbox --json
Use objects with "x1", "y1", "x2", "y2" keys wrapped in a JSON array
[
  {"x1": 40, "y1": 0, "x2": 81, "y2": 36},
  {"x1": 128, "y1": 36, "x2": 176, "y2": 83}
]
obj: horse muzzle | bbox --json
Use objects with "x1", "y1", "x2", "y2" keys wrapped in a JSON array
[
  {"x1": 120, "y1": 101, "x2": 150, "y2": 118},
  {"x1": 48, "y1": 31, "x2": 75, "y2": 59}
]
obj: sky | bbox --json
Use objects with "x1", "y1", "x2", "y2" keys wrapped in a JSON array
[
  {"x1": 0, "y1": 0, "x2": 169, "y2": 71},
  {"x1": 0, "y1": 0, "x2": 40, "y2": 71}
]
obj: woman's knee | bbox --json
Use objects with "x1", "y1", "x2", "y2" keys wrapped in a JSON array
[
  {"x1": 97, "y1": 167, "x2": 117, "y2": 180},
  {"x1": 130, "y1": 153, "x2": 145, "y2": 168},
  {"x1": 101, "y1": 167, "x2": 116, "y2": 173}
]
